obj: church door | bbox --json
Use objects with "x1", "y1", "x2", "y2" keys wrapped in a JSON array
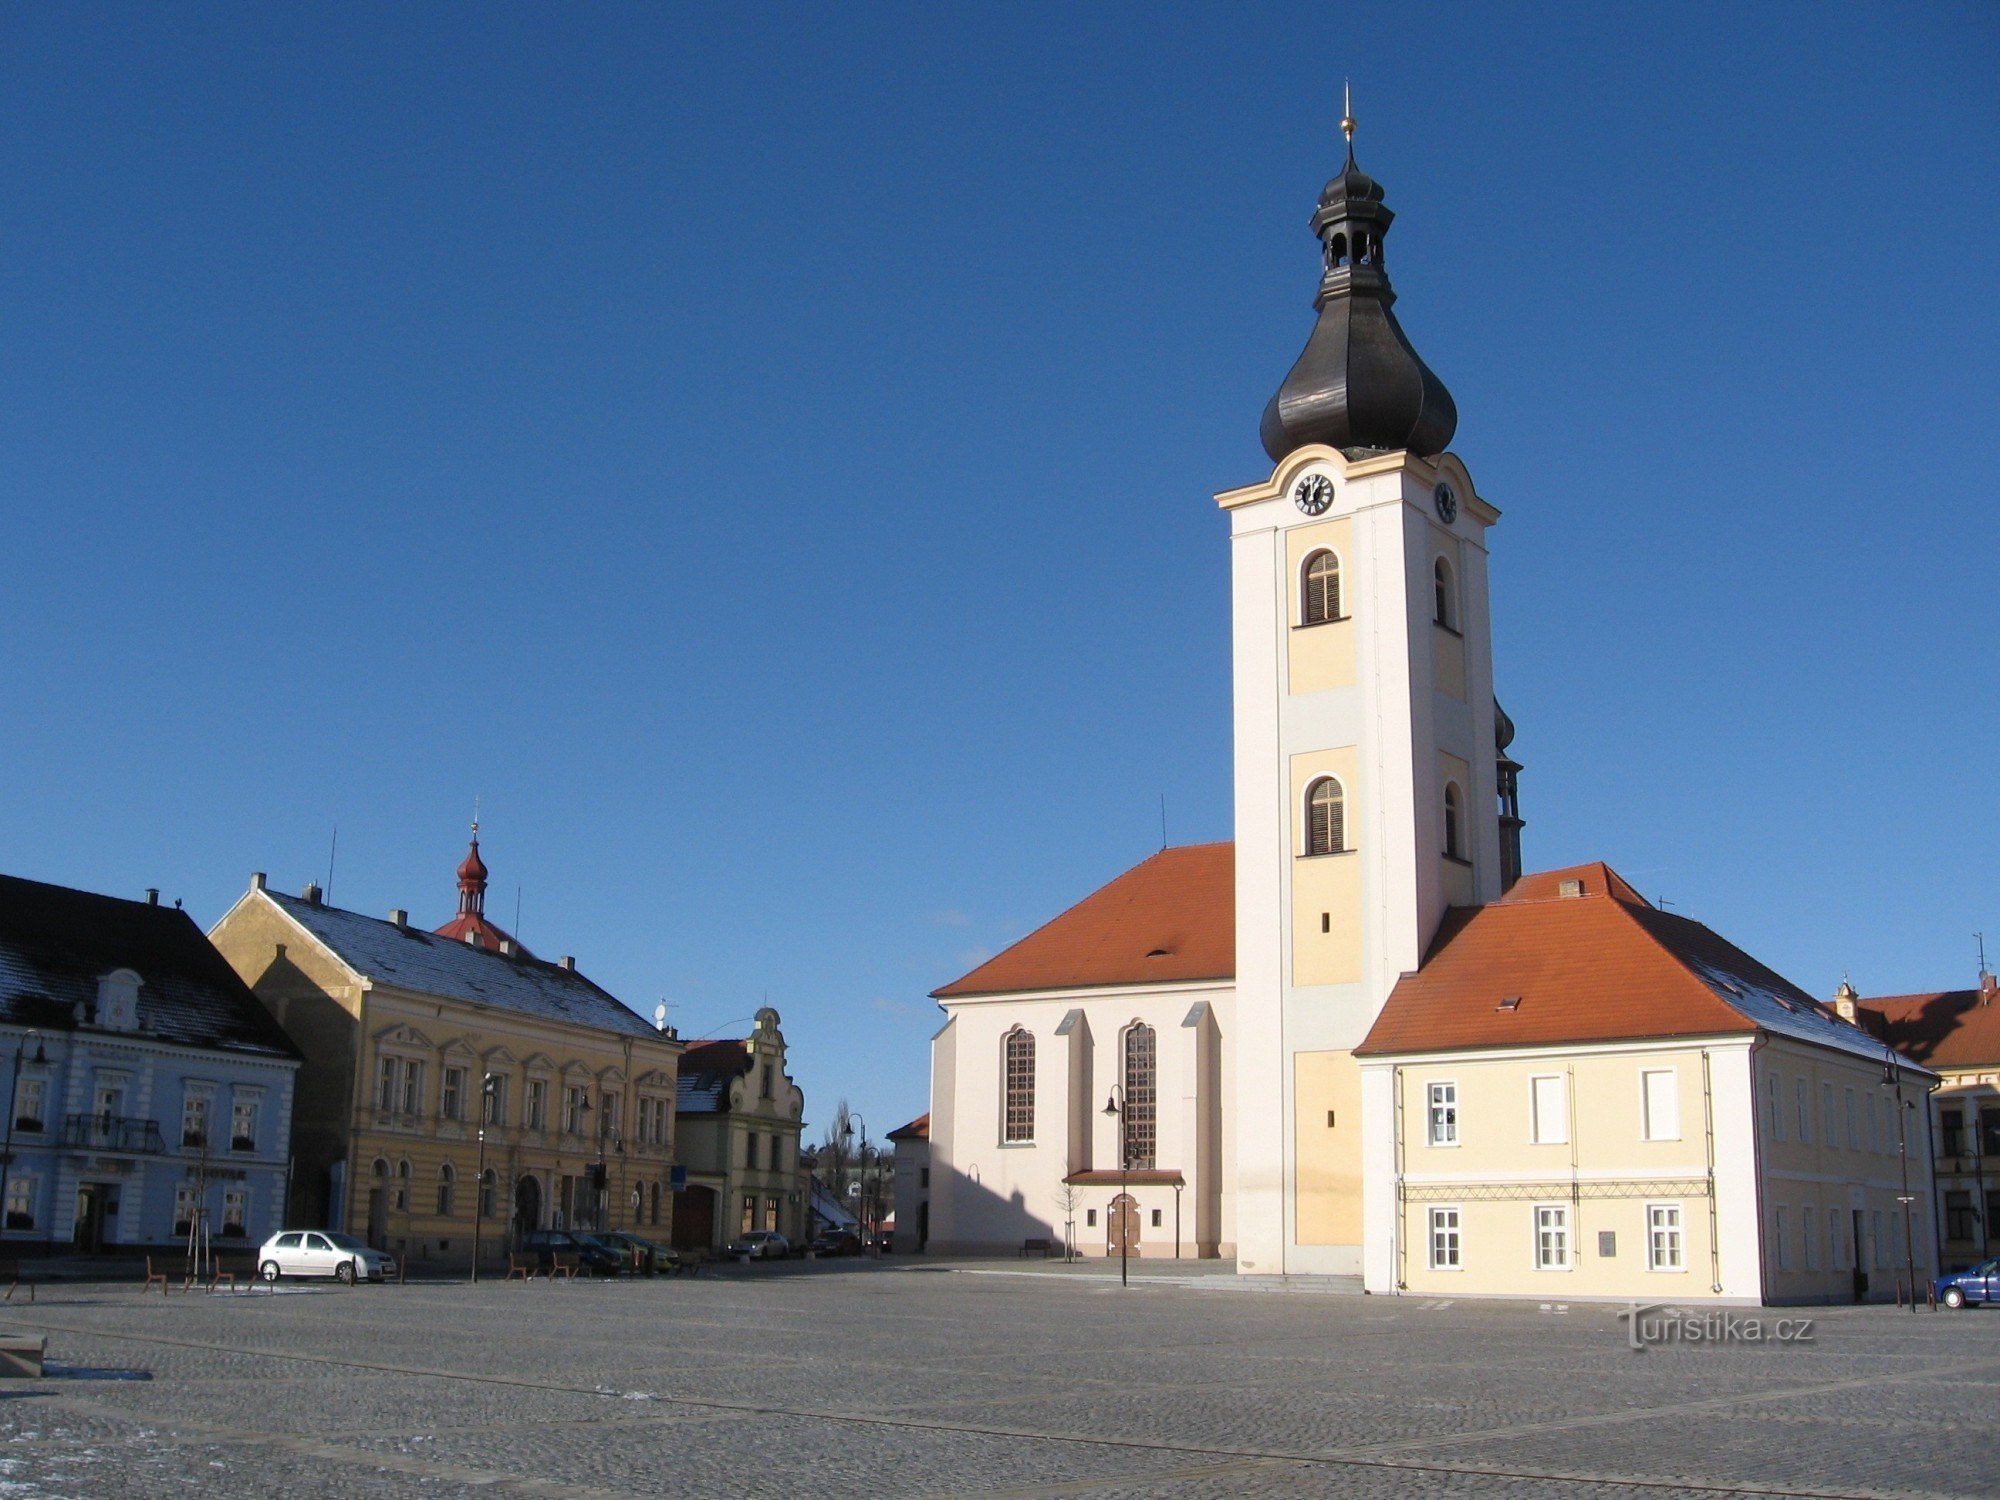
[{"x1": 1108, "y1": 1193, "x2": 1140, "y2": 1257}]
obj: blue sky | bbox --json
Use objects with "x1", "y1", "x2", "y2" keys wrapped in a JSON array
[{"x1": 2, "y1": 3, "x2": 1995, "y2": 1142}]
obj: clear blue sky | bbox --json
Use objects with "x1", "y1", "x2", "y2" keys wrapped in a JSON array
[{"x1": 3, "y1": 4, "x2": 1995, "y2": 1143}]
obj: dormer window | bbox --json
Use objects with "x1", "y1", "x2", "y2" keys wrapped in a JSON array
[{"x1": 96, "y1": 968, "x2": 142, "y2": 1032}]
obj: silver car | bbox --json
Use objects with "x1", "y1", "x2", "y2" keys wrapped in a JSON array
[
  {"x1": 725, "y1": 1230, "x2": 790, "y2": 1260},
  {"x1": 257, "y1": 1229, "x2": 397, "y2": 1284}
]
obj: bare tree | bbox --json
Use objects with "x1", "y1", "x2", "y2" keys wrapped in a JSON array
[
  {"x1": 817, "y1": 1099, "x2": 854, "y2": 1203},
  {"x1": 1054, "y1": 1183, "x2": 1084, "y2": 1262}
]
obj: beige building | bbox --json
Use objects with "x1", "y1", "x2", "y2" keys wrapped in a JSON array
[
  {"x1": 1357, "y1": 865, "x2": 1937, "y2": 1304},
  {"x1": 209, "y1": 841, "x2": 682, "y2": 1269},
  {"x1": 670, "y1": 1008, "x2": 806, "y2": 1252}
]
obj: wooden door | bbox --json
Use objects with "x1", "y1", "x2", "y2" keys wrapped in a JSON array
[{"x1": 1107, "y1": 1193, "x2": 1140, "y2": 1257}]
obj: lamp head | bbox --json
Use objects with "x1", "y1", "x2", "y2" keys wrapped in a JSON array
[{"x1": 1102, "y1": 1094, "x2": 1119, "y2": 1117}]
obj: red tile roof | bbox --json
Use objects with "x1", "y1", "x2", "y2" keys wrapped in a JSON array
[
  {"x1": 1855, "y1": 981, "x2": 2000, "y2": 1070},
  {"x1": 888, "y1": 1112, "x2": 930, "y2": 1141},
  {"x1": 932, "y1": 843, "x2": 1234, "y2": 999}
]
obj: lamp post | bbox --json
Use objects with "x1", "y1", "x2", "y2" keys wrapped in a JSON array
[
  {"x1": 1102, "y1": 1085, "x2": 1129, "y2": 1288},
  {"x1": 1882, "y1": 1056, "x2": 1919, "y2": 1312},
  {"x1": 471, "y1": 1072, "x2": 497, "y2": 1283},
  {"x1": 0, "y1": 1031, "x2": 47, "y2": 1240},
  {"x1": 841, "y1": 1114, "x2": 870, "y2": 1251}
]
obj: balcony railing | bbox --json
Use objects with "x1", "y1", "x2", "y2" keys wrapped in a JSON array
[{"x1": 59, "y1": 1114, "x2": 166, "y2": 1154}]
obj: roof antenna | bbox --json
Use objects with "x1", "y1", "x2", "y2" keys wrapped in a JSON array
[
  {"x1": 1979, "y1": 932, "x2": 1989, "y2": 977},
  {"x1": 325, "y1": 826, "x2": 338, "y2": 906},
  {"x1": 1340, "y1": 79, "x2": 1356, "y2": 154},
  {"x1": 1160, "y1": 793, "x2": 1168, "y2": 851},
  {"x1": 514, "y1": 885, "x2": 523, "y2": 941}
]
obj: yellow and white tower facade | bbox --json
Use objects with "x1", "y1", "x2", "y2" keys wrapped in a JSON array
[{"x1": 1225, "y1": 121, "x2": 1506, "y2": 1274}]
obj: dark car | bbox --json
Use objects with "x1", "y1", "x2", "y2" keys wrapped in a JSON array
[
  {"x1": 521, "y1": 1229, "x2": 625, "y2": 1275},
  {"x1": 808, "y1": 1231, "x2": 862, "y2": 1258},
  {"x1": 595, "y1": 1231, "x2": 684, "y2": 1275},
  {"x1": 1935, "y1": 1259, "x2": 2000, "y2": 1309}
]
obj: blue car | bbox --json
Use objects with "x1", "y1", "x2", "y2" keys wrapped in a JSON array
[{"x1": 1934, "y1": 1259, "x2": 1999, "y2": 1309}]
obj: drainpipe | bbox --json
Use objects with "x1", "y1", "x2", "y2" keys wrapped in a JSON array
[
  {"x1": 1701, "y1": 1049, "x2": 1720, "y2": 1294},
  {"x1": 1392, "y1": 1064, "x2": 1406, "y2": 1292},
  {"x1": 1746, "y1": 1034, "x2": 1769, "y2": 1304}
]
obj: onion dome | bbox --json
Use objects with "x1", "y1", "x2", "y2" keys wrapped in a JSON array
[
  {"x1": 1259, "y1": 104, "x2": 1457, "y2": 463},
  {"x1": 456, "y1": 839, "x2": 489, "y2": 899},
  {"x1": 435, "y1": 828, "x2": 532, "y2": 956}
]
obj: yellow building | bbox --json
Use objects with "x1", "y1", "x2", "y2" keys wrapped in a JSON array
[
  {"x1": 1357, "y1": 864, "x2": 1937, "y2": 1304},
  {"x1": 209, "y1": 840, "x2": 683, "y2": 1269},
  {"x1": 669, "y1": 1008, "x2": 807, "y2": 1253}
]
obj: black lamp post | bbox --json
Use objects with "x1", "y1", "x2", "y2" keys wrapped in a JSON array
[
  {"x1": 1102, "y1": 1085, "x2": 1129, "y2": 1288},
  {"x1": 0, "y1": 1031, "x2": 48, "y2": 1238},
  {"x1": 1882, "y1": 1056, "x2": 1920, "y2": 1312},
  {"x1": 842, "y1": 1114, "x2": 870, "y2": 1251},
  {"x1": 471, "y1": 1072, "x2": 497, "y2": 1283}
]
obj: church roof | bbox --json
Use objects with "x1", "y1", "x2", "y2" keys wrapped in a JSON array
[
  {"x1": 1357, "y1": 863, "x2": 1921, "y2": 1067},
  {"x1": 1853, "y1": 983, "x2": 2000, "y2": 1071},
  {"x1": 888, "y1": 1112, "x2": 929, "y2": 1142},
  {"x1": 932, "y1": 843, "x2": 1234, "y2": 998},
  {"x1": 0, "y1": 872, "x2": 300, "y2": 1060}
]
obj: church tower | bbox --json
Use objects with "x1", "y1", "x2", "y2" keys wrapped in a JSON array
[{"x1": 1224, "y1": 108, "x2": 1504, "y2": 1274}]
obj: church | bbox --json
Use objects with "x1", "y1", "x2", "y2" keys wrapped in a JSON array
[{"x1": 923, "y1": 115, "x2": 1937, "y2": 1303}]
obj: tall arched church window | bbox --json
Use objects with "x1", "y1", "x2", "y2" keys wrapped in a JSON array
[
  {"x1": 1002, "y1": 1028, "x2": 1035, "y2": 1143},
  {"x1": 1306, "y1": 777, "x2": 1346, "y2": 856},
  {"x1": 1444, "y1": 783, "x2": 1464, "y2": 861},
  {"x1": 1302, "y1": 550, "x2": 1342, "y2": 625},
  {"x1": 1433, "y1": 557, "x2": 1456, "y2": 629},
  {"x1": 1122, "y1": 1025, "x2": 1157, "y2": 1170}
]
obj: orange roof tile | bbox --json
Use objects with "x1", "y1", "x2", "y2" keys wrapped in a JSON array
[
  {"x1": 1855, "y1": 981, "x2": 2000, "y2": 1070},
  {"x1": 888, "y1": 1112, "x2": 930, "y2": 1141},
  {"x1": 932, "y1": 843, "x2": 1234, "y2": 999}
]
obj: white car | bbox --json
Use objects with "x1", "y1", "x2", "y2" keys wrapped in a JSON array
[
  {"x1": 725, "y1": 1230, "x2": 790, "y2": 1260},
  {"x1": 257, "y1": 1230, "x2": 398, "y2": 1284}
]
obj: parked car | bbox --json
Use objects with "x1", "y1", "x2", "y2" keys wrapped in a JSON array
[
  {"x1": 257, "y1": 1230, "x2": 397, "y2": 1284},
  {"x1": 1935, "y1": 1259, "x2": 1999, "y2": 1309},
  {"x1": 521, "y1": 1229, "x2": 625, "y2": 1275},
  {"x1": 595, "y1": 1231, "x2": 684, "y2": 1274},
  {"x1": 807, "y1": 1231, "x2": 862, "y2": 1258},
  {"x1": 725, "y1": 1230, "x2": 791, "y2": 1260}
]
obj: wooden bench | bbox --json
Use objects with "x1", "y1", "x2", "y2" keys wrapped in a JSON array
[
  {"x1": 1019, "y1": 1237, "x2": 1059, "y2": 1259},
  {"x1": 548, "y1": 1252, "x2": 580, "y2": 1281},
  {"x1": 504, "y1": 1253, "x2": 536, "y2": 1281},
  {"x1": 0, "y1": 1259, "x2": 31, "y2": 1304},
  {"x1": 141, "y1": 1256, "x2": 173, "y2": 1295},
  {"x1": 204, "y1": 1256, "x2": 257, "y2": 1292}
]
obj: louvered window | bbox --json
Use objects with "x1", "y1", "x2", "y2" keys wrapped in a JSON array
[
  {"x1": 1002, "y1": 1029, "x2": 1035, "y2": 1143},
  {"x1": 1433, "y1": 557, "x2": 1455, "y2": 629},
  {"x1": 1443, "y1": 783, "x2": 1463, "y2": 859},
  {"x1": 1122, "y1": 1025, "x2": 1157, "y2": 1170},
  {"x1": 1306, "y1": 777, "x2": 1346, "y2": 856},
  {"x1": 1302, "y1": 550, "x2": 1342, "y2": 625}
]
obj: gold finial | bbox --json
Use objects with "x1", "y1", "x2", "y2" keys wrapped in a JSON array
[{"x1": 1340, "y1": 79, "x2": 1355, "y2": 147}]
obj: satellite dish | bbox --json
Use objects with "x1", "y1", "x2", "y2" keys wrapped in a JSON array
[{"x1": 653, "y1": 1002, "x2": 668, "y2": 1030}]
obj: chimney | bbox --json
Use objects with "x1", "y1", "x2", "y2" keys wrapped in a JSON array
[
  {"x1": 559, "y1": 955, "x2": 576, "y2": 971},
  {"x1": 1832, "y1": 980, "x2": 1859, "y2": 1024},
  {"x1": 388, "y1": 909, "x2": 407, "y2": 929},
  {"x1": 145, "y1": 888, "x2": 159, "y2": 906},
  {"x1": 1981, "y1": 971, "x2": 1997, "y2": 1008},
  {"x1": 499, "y1": 938, "x2": 516, "y2": 957},
  {"x1": 250, "y1": 871, "x2": 267, "y2": 892},
  {"x1": 302, "y1": 881, "x2": 323, "y2": 906}
]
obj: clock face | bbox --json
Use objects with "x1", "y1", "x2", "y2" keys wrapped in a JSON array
[
  {"x1": 1433, "y1": 481, "x2": 1459, "y2": 524},
  {"x1": 1294, "y1": 474, "x2": 1334, "y2": 516}
]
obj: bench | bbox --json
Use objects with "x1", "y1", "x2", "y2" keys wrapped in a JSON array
[
  {"x1": 141, "y1": 1256, "x2": 173, "y2": 1295},
  {"x1": 1019, "y1": 1238, "x2": 1059, "y2": 1259},
  {"x1": 548, "y1": 1252, "x2": 580, "y2": 1281},
  {"x1": 204, "y1": 1256, "x2": 258, "y2": 1293},
  {"x1": 504, "y1": 1253, "x2": 536, "y2": 1281},
  {"x1": 0, "y1": 1259, "x2": 31, "y2": 1304}
]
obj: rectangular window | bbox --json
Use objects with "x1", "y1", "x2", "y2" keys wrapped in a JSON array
[
  {"x1": 1765, "y1": 1074, "x2": 1783, "y2": 1142},
  {"x1": 1844, "y1": 1089, "x2": 1857, "y2": 1149},
  {"x1": 741, "y1": 1196, "x2": 756, "y2": 1235},
  {"x1": 13, "y1": 1078, "x2": 44, "y2": 1132},
  {"x1": 1085, "y1": 1208, "x2": 1097, "y2": 1227},
  {"x1": 1890, "y1": 1211, "x2": 1905, "y2": 1263},
  {"x1": 3, "y1": 1176, "x2": 34, "y2": 1231},
  {"x1": 1795, "y1": 1079, "x2": 1811, "y2": 1144},
  {"x1": 1941, "y1": 1107, "x2": 1965, "y2": 1157},
  {"x1": 221, "y1": 1187, "x2": 247, "y2": 1237},
  {"x1": 1002, "y1": 1028, "x2": 1035, "y2": 1143},
  {"x1": 484, "y1": 1075, "x2": 506, "y2": 1127},
  {"x1": 441, "y1": 1067, "x2": 465, "y2": 1121},
  {"x1": 378, "y1": 1056, "x2": 399, "y2": 1111},
  {"x1": 1803, "y1": 1206, "x2": 1819, "y2": 1270},
  {"x1": 600, "y1": 1092, "x2": 619, "y2": 1138},
  {"x1": 1831, "y1": 1213, "x2": 1845, "y2": 1271},
  {"x1": 920, "y1": 1167, "x2": 929, "y2": 1188},
  {"x1": 1946, "y1": 1191, "x2": 1975, "y2": 1240},
  {"x1": 1866, "y1": 1095, "x2": 1880, "y2": 1154},
  {"x1": 173, "y1": 1182, "x2": 198, "y2": 1236},
  {"x1": 766, "y1": 1195, "x2": 781, "y2": 1230},
  {"x1": 1530, "y1": 1075, "x2": 1567, "y2": 1145},
  {"x1": 181, "y1": 1093, "x2": 209, "y2": 1149},
  {"x1": 1122, "y1": 1025, "x2": 1157, "y2": 1169},
  {"x1": 1822, "y1": 1082, "x2": 1837, "y2": 1149},
  {"x1": 526, "y1": 1079, "x2": 547, "y2": 1131},
  {"x1": 1427, "y1": 1082, "x2": 1459, "y2": 1146},
  {"x1": 1871, "y1": 1209, "x2": 1884, "y2": 1268},
  {"x1": 1646, "y1": 1204, "x2": 1683, "y2": 1271},
  {"x1": 746, "y1": 1132, "x2": 760, "y2": 1170},
  {"x1": 564, "y1": 1086, "x2": 586, "y2": 1134},
  {"x1": 1641, "y1": 1069, "x2": 1679, "y2": 1141},
  {"x1": 402, "y1": 1062, "x2": 424, "y2": 1117},
  {"x1": 1533, "y1": 1205, "x2": 1569, "y2": 1270},
  {"x1": 1774, "y1": 1206, "x2": 1790, "y2": 1272},
  {"x1": 231, "y1": 1098, "x2": 258, "y2": 1152},
  {"x1": 1429, "y1": 1206, "x2": 1462, "y2": 1269},
  {"x1": 1981, "y1": 1106, "x2": 2000, "y2": 1155}
]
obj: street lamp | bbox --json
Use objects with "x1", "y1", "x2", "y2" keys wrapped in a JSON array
[
  {"x1": 471, "y1": 1072, "x2": 498, "y2": 1284},
  {"x1": 0, "y1": 1031, "x2": 48, "y2": 1239},
  {"x1": 841, "y1": 1114, "x2": 870, "y2": 1251},
  {"x1": 1102, "y1": 1085, "x2": 1129, "y2": 1288},
  {"x1": 1882, "y1": 1055, "x2": 1920, "y2": 1312}
]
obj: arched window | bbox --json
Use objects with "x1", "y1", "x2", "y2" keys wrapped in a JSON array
[
  {"x1": 1329, "y1": 233, "x2": 1348, "y2": 269},
  {"x1": 478, "y1": 1168, "x2": 497, "y2": 1219},
  {"x1": 394, "y1": 1158, "x2": 412, "y2": 1212},
  {"x1": 1302, "y1": 550, "x2": 1342, "y2": 625},
  {"x1": 436, "y1": 1162, "x2": 455, "y2": 1217},
  {"x1": 1433, "y1": 557, "x2": 1456, "y2": 630},
  {"x1": 1122, "y1": 1025, "x2": 1157, "y2": 1170},
  {"x1": 1002, "y1": 1028, "x2": 1035, "y2": 1143},
  {"x1": 1443, "y1": 783, "x2": 1464, "y2": 861},
  {"x1": 1306, "y1": 777, "x2": 1346, "y2": 856}
]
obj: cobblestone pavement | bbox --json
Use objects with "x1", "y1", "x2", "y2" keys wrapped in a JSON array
[{"x1": 1, "y1": 1261, "x2": 1996, "y2": 1497}]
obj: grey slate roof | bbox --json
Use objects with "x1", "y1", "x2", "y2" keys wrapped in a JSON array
[
  {"x1": 266, "y1": 891, "x2": 659, "y2": 1040},
  {"x1": 0, "y1": 873, "x2": 301, "y2": 1060},
  {"x1": 674, "y1": 1040, "x2": 749, "y2": 1114}
]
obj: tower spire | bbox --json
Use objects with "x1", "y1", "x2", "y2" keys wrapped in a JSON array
[{"x1": 1340, "y1": 80, "x2": 1355, "y2": 152}]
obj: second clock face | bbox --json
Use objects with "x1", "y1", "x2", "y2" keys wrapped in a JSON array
[
  {"x1": 1433, "y1": 482, "x2": 1459, "y2": 524},
  {"x1": 1294, "y1": 474, "x2": 1334, "y2": 516}
]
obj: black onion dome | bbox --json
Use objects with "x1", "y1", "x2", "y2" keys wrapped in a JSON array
[{"x1": 1260, "y1": 146, "x2": 1457, "y2": 463}]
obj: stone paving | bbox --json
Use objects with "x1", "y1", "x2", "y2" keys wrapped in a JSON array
[{"x1": 0, "y1": 1258, "x2": 1996, "y2": 1497}]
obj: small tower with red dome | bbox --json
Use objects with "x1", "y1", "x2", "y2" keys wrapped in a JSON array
[{"x1": 433, "y1": 822, "x2": 531, "y2": 955}]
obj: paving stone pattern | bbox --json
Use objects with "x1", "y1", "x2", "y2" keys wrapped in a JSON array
[{"x1": 0, "y1": 1262, "x2": 1995, "y2": 1497}]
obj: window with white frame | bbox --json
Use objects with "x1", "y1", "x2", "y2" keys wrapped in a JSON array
[
  {"x1": 1803, "y1": 1206, "x2": 1819, "y2": 1270},
  {"x1": 564, "y1": 1085, "x2": 587, "y2": 1134},
  {"x1": 1641, "y1": 1069, "x2": 1679, "y2": 1141},
  {"x1": 1868, "y1": 1095, "x2": 1883, "y2": 1154},
  {"x1": 1843, "y1": 1088, "x2": 1857, "y2": 1149},
  {"x1": 4, "y1": 1175, "x2": 35, "y2": 1230},
  {"x1": 599, "y1": 1091, "x2": 620, "y2": 1139},
  {"x1": 1530, "y1": 1074, "x2": 1568, "y2": 1145},
  {"x1": 1427, "y1": 1082, "x2": 1458, "y2": 1146},
  {"x1": 377, "y1": 1055, "x2": 399, "y2": 1111},
  {"x1": 1646, "y1": 1203, "x2": 1683, "y2": 1271},
  {"x1": 13, "y1": 1078, "x2": 45, "y2": 1132},
  {"x1": 526, "y1": 1078, "x2": 548, "y2": 1131},
  {"x1": 1533, "y1": 1205, "x2": 1570, "y2": 1269},
  {"x1": 221, "y1": 1187, "x2": 247, "y2": 1237},
  {"x1": 482, "y1": 1073, "x2": 506, "y2": 1126},
  {"x1": 1822, "y1": 1081, "x2": 1836, "y2": 1148},
  {"x1": 173, "y1": 1182, "x2": 199, "y2": 1235},
  {"x1": 401, "y1": 1061, "x2": 424, "y2": 1117},
  {"x1": 441, "y1": 1066, "x2": 466, "y2": 1121},
  {"x1": 181, "y1": 1090, "x2": 210, "y2": 1149},
  {"x1": 1428, "y1": 1206, "x2": 1462, "y2": 1269},
  {"x1": 1002, "y1": 1027, "x2": 1035, "y2": 1143},
  {"x1": 231, "y1": 1097, "x2": 258, "y2": 1152},
  {"x1": 1795, "y1": 1079, "x2": 1811, "y2": 1143},
  {"x1": 1765, "y1": 1074, "x2": 1783, "y2": 1141},
  {"x1": 1774, "y1": 1206, "x2": 1790, "y2": 1271}
]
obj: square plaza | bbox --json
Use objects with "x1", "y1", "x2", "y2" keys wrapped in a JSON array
[{"x1": 2, "y1": 1262, "x2": 1995, "y2": 1498}]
